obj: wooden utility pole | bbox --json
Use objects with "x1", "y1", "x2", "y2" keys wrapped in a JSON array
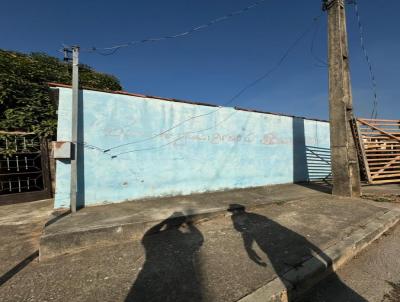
[{"x1": 324, "y1": 0, "x2": 361, "y2": 197}]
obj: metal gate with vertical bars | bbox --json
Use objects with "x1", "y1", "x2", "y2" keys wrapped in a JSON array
[
  {"x1": 355, "y1": 118, "x2": 400, "y2": 184},
  {"x1": 0, "y1": 132, "x2": 52, "y2": 204}
]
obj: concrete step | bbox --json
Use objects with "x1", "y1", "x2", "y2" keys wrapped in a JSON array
[
  {"x1": 39, "y1": 206, "x2": 234, "y2": 261},
  {"x1": 40, "y1": 183, "x2": 327, "y2": 260}
]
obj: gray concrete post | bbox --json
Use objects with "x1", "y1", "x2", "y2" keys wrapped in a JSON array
[
  {"x1": 70, "y1": 46, "x2": 79, "y2": 212},
  {"x1": 326, "y1": 0, "x2": 361, "y2": 197}
]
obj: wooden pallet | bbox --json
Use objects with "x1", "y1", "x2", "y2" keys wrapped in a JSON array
[{"x1": 356, "y1": 118, "x2": 400, "y2": 184}]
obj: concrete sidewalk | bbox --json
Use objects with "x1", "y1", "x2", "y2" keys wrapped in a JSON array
[
  {"x1": 22, "y1": 183, "x2": 397, "y2": 301},
  {"x1": 40, "y1": 183, "x2": 330, "y2": 259},
  {"x1": 1, "y1": 184, "x2": 399, "y2": 301},
  {"x1": 0, "y1": 199, "x2": 53, "y2": 288}
]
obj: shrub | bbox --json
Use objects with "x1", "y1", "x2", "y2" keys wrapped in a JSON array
[{"x1": 0, "y1": 49, "x2": 122, "y2": 138}]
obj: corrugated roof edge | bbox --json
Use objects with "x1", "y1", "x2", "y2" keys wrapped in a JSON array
[{"x1": 47, "y1": 82, "x2": 329, "y2": 123}]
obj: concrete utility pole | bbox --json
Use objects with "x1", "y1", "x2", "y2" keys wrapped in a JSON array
[
  {"x1": 324, "y1": 0, "x2": 361, "y2": 197},
  {"x1": 70, "y1": 46, "x2": 80, "y2": 213}
]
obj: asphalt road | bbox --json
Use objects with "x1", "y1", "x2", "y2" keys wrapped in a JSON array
[{"x1": 303, "y1": 221, "x2": 400, "y2": 302}]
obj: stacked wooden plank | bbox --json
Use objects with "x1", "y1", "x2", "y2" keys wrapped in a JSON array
[{"x1": 356, "y1": 118, "x2": 400, "y2": 184}]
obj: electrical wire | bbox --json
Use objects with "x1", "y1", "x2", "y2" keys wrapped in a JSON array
[
  {"x1": 84, "y1": 0, "x2": 268, "y2": 56},
  {"x1": 352, "y1": 0, "x2": 379, "y2": 119},
  {"x1": 107, "y1": 14, "x2": 324, "y2": 157},
  {"x1": 310, "y1": 15, "x2": 328, "y2": 68},
  {"x1": 110, "y1": 109, "x2": 238, "y2": 158},
  {"x1": 104, "y1": 14, "x2": 323, "y2": 155}
]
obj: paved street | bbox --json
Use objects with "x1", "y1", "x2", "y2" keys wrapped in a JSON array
[
  {"x1": 304, "y1": 221, "x2": 400, "y2": 302},
  {"x1": 303, "y1": 186, "x2": 400, "y2": 302},
  {"x1": 0, "y1": 185, "x2": 399, "y2": 302}
]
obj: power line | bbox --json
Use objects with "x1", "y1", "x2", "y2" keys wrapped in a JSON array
[
  {"x1": 110, "y1": 137, "x2": 185, "y2": 158},
  {"x1": 110, "y1": 109, "x2": 238, "y2": 158},
  {"x1": 105, "y1": 14, "x2": 323, "y2": 154},
  {"x1": 85, "y1": 0, "x2": 268, "y2": 56},
  {"x1": 310, "y1": 15, "x2": 328, "y2": 68},
  {"x1": 352, "y1": 0, "x2": 379, "y2": 119},
  {"x1": 106, "y1": 14, "x2": 324, "y2": 157}
]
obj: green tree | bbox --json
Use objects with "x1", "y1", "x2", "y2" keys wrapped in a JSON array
[{"x1": 0, "y1": 49, "x2": 122, "y2": 138}]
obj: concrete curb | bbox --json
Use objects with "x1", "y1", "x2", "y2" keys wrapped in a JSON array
[{"x1": 237, "y1": 209, "x2": 400, "y2": 302}]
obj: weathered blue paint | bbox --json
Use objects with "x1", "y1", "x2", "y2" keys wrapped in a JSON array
[{"x1": 54, "y1": 87, "x2": 331, "y2": 209}]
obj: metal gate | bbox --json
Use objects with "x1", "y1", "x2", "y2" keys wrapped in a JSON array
[
  {"x1": 355, "y1": 118, "x2": 400, "y2": 184},
  {"x1": 0, "y1": 132, "x2": 52, "y2": 204}
]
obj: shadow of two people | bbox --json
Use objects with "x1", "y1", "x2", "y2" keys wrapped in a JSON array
[{"x1": 126, "y1": 205, "x2": 367, "y2": 302}]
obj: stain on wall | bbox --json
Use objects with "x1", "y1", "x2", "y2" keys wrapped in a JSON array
[{"x1": 54, "y1": 87, "x2": 331, "y2": 208}]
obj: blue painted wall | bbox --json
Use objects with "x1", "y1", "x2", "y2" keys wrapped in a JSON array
[{"x1": 54, "y1": 87, "x2": 331, "y2": 209}]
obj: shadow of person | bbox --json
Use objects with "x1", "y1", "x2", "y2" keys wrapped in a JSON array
[
  {"x1": 125, "y1": 212, "x2": 204, "y2": 302},
  {"x1": 228, "y1": 204, "x2": 367, "y2": 302}
]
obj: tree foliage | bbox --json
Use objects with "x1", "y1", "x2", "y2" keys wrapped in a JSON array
[{"x1": 0, "y1": 49, "x2": 122, "y2": 138}]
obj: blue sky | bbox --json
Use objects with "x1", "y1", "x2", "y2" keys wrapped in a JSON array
[{"x1": 1, "y1": 0, "x2": 399, "y2": 120}]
